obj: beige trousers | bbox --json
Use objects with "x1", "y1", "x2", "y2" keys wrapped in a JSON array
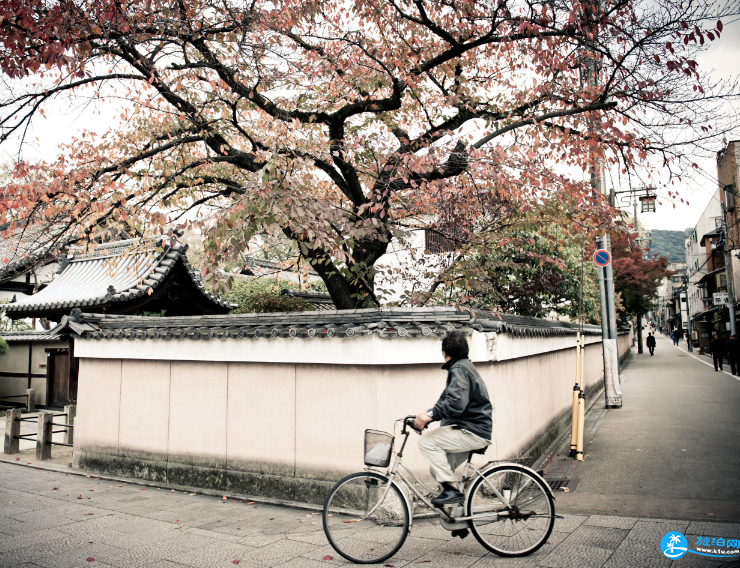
[{"x1": 418, "y1": 425, "x2": 490, "y2": 485}]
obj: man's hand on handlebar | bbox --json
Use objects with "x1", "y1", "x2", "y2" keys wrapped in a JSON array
[{"x1": 413, "y1": 413, "x2": 433, "y2": 434}]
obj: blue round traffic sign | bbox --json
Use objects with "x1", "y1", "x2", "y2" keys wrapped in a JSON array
[{"x1": 593, "y1": 249, "x2": 611, "y2": 267}]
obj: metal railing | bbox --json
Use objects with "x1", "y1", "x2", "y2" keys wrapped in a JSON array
[
  {"x1": 3, "y1": 405, "x2": 76, "y2": 459},
  {"x1": 0, "y1": 389, "x2": 36, "y2": 412}
]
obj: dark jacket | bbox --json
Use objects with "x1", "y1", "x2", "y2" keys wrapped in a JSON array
[
  {"x1": 728, "y1": 338, "x2": 740, "y2": 360},
  {"x1": 646, "y1": 335, "x2": 656, "y2": 348},
  {"x1": 431, "y1": 358, "x2": 493, "y2": 442},
  {"x1": 710, "y1": 337, "x2": 726, "y2": 356}
]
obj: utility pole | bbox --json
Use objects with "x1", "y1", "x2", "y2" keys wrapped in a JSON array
[
  {"x1": 633, "y1": 192, "x2": 644, "y2": 355},
  {"x1": 721, "y1": 203, "x2": 737, "y2": 336}
]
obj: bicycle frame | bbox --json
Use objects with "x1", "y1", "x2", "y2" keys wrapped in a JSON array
[{"x1": 364, "y1": 419, "x2": 525, "y2": 525}]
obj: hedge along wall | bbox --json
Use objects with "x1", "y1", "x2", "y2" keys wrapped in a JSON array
[{"x1": 71, "y1": 329, "x2": 631, "y2": 504}]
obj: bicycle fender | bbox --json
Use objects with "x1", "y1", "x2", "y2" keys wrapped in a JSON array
[{"x1": 472, "y1": 462, "x2": 555, "y2": 500}]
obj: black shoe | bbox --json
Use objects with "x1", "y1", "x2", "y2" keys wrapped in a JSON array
[
  {"x1": 431, "y1": 489, "x2": 465, "y2": 506},
  {"x1": 451, "y1": 528, "x2": 469, "y2": 539}
]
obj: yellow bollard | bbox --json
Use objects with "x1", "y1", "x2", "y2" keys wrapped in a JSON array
[
  {"x1": 576, "y1": 390, "x2": 586, "y2": 461},
  {"x1": 570, "y1": 333, "x2": 581, "y2": 459}
]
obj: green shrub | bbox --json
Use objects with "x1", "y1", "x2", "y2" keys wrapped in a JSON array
[
  {"x1": 0, "y1": 336, "x2": 8, "y2": 356},
  {"x1": 235, "y1": 291, "x2": 313, "y2": 314},
  {"x1": 226, "y1": 278, "x2": 316, "y2": 314}
]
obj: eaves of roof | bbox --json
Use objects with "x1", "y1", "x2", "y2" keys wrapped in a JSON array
[
  {"x1": 4, "y1": 238, "x2": 234, "y2": 316},
  {"x1": 63, "y1": 307, "x2": 605, "y2": 341},
  {"x1": 0, "y1": 330, "x2": 64, "y2": 342}
]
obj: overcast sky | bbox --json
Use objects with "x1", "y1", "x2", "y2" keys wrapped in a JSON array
[{"x1": 2, "y1": 12, "x2": 739, "y2": 236}]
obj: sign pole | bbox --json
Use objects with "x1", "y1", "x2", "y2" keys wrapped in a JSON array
[{"x1": 593, "y1": 243, "x2": 623, "y2": 409}]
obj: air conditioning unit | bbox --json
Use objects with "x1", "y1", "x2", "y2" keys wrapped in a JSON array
[{"x1": 725, "y1": 184, "x2": 735, "y2": 211}]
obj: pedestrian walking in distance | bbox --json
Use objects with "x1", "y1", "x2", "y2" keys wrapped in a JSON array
[
  {"x1": 728, "y1": 334, "x2": 740, "y2": 375},
  {"x1": 646, "y1": 332, "x2": 656, "y2": 356},
  {"x1": 710, "y1": 333, "x2": 727, "y2": 372},
  {"x1": 671, "y1": 330, "x2": 679, "y2": 346}
]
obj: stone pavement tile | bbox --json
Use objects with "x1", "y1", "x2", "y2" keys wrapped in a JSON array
[
  {"x1": 40, "y1": 504, "x2": 117, "y2": 521},
  {"x1": 24, "y1": 542, "x2": 127, "y2": 568},
  {"x1": 179, "y1": 525, "x2": 243, "y2": 543},
  {"x1": 584, "y1": 516, "x2": 640, "y2": 530},
  {"x1": 140, "y1": 561, "x2": 192, "y2": 568},
  {"x1": 434, "y1": 535, "x2": 489, "y2": 557},
  {"x1": 2, "y1": 509, "x2": 81, "y2": 532},
  {"x1": 55, "y1": 514, "x2": 140, "y2": 536},
  {"x1": 624, "y1": 521, "x2": 690, "y2": 543},
  {"x1": 167, "y1": 541, "x2": 268, "y2": 568},
  {"x1": 601, "y1": 539, "x2": 671, "y2": 568},
  {"x1": 275, "y1": 558, "x2": 353, "y2": 568},
  {"x1": 686, "y1": 522, "x2": 740, "y2": 539},
  {"x1": 240, "y1": 537, "x2": 323, "y2": 567},
  {"x1": 286, "y1": 532, "x2": 328, "y2": 546},
  {"x1": 560, "y1": 525, "x2": 629, "y2": 550},
  {"x1": 467, "y1": 549, "x2": 548, "y2": 568},
  {"x1": 91, "y1": 542, "x2": 199, "y2": 568},
  {"x1": 0, "y1": 527, "x2": 75, "y2": 553},
  {"x1": 551, "y1": 515, "x2": 589, "y2": 533},
  {"x1": 237, "y1": 532, "x2": 287, "y2": 548},
  {"x1": 538, "y1": 544, "x2": 613, "y2": 568},
  {"x1": 403, "y1": 549, "x2": 480, "y2": 567}
]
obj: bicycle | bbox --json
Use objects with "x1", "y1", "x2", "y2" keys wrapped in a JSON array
[{"x1": 322, "y1": 415, "x2": 557, "y2": 564}]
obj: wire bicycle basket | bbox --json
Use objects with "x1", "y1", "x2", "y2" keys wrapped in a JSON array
[{"x1": 364, "y1": 429, "x2": 394, "y2": 467}]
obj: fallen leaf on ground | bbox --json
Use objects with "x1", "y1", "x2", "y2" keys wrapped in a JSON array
[
  {"x1": 238, "y1": 519, "x2": 243, "y2": 521},
  {"x1": 247, "y1": 502, "x2": 254, "y2": 504},
  {"x1": 385, "y1": 565, "x2": 394, "y2": 567},
  {"x1": 253, "y1": 506, "x2": 257, "y2": 508},
  {"x1": 15, "y1": 457, "x2": 19, "y2": 461},
  {"x1": 707, "y1": 513, "x2": 715, "y2": 516},
  {"x1": 174, "y1": 520, "x2": 179, "y2": 523},
  {"x1": 269, "y1": 518, "x2": 274, "y2": 520},
  {"x1": 84, "y1": 513, "x2": 94, "y2": 516},
  {"x1": 77, "y1": 495, "x2": 82, "y2": 499},
  {"x1": 453, "y1": 552, "x2": 461, "y2": 555},
  {"x1": 189, "y1": 493, "x2": 196, "y2": 496},
  {"x1": 322, "y1": 556, "x2": 333, "y2": 560},
  {"x1": 52, "y1": 487, "x2": 58, "y2": 490},
  {"x1": 311, "y1": 522, "x2": 317, "y2": 525},
  {"x1": 118, "y1": 485, "x2": 122, "y2": 487},
  {"x1": 140, "y1": 488, "x2": 147, "y2": 490},
  {"x1": 86, "y1": 558, "x2": 94, "y2": 562},
  {"x1": 233, "y1": 561, "x2": 239, "y2": 565}
]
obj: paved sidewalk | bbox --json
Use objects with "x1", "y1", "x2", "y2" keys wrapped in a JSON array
[
  {"x1": 2, "y1": 461, "x2": 740, "y2": 568},
  {"x1": 552, "y1": 333, "x2": 740, "y2": 523}
]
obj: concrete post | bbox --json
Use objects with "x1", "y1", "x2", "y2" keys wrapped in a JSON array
[
  {"x1": 64, "y1": 404, "x2": 76, "y2": 445},
  {"x1": 3, "y1": 408, "x2": 21, "y2": 454},
  {"x1": 36, "y1": 411, "x2": 52, "y2": 461},
  {"x1": 26, "y1": 388, "x2": 35, "y2": 413}
]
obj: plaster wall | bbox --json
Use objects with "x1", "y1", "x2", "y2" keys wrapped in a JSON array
[{"x1": 72, "y1": 331, "x2": 629, "y2": 503}]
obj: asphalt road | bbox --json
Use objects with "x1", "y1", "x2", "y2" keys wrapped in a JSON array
[{"x1": 555, "y1": 333, "x2": 740, "y2": 523}]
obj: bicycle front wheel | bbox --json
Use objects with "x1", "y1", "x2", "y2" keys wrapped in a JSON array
[
  {"x1": 468, "y1": 464, "x2": 555, "y2": 557},
  {"x1": 323, "y1": 471, "x2": 410, "y2": 564}
]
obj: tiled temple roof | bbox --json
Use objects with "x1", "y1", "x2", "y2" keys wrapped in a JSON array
[
  {"x1": 58, "y1": 306, "x2": 606, "y2": 340},
  {"x1": 0, "y1": 330, "x2": 63, "y2": 342},
  {"x1": 5, "y1": 237, "x2": 234, "y2": 316}
]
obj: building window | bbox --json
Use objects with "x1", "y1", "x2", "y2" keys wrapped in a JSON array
[{"x1": 424, "y1": 229, "x2": 456, "y2": 253}]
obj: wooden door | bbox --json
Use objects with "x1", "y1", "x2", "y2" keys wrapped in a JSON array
[{"x1": 49, "y1": 350, "x2": 71, "y2": 407}]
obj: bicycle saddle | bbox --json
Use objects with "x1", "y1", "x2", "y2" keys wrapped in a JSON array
[{"x1": 469, "y1": 446, "x2": 488, "y2": 455}]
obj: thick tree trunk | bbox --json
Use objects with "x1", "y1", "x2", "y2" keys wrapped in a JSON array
[
  {"x1": 636, "y1": 314, "x2": 643, "y2": 354},
  {"x1": 306, "y1": 238, "x2": 389, "y2": 310}
]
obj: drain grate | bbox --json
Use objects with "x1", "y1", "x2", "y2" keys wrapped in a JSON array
[{"x1": 546, "y1": 479, "x2": 570, "y2": 490}]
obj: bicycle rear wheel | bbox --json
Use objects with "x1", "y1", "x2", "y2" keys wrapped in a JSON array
[
  {"x1": 323, "y1": 471, "x2": 410, "y2": 564},
  {"x1": 467, "y1": 464, "x2": 554, "y2": 557}
]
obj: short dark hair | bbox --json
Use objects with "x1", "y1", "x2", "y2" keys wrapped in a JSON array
[{"x1": 442, "y1": 331, "x2": 469, "y2": 359}]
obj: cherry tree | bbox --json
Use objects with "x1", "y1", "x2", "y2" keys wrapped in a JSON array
[{"x1": 0, "y1": 0, "x2": 734, "y2": 308}]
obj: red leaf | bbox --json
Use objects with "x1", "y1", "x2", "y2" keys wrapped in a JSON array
[
  {"x1": 86, "y1": 558, "x2": 95, "y2": 562},
  {"x1": 232, "y1": 560, "x2": 239, "y2": 565},
  {"x1": 384, "y1": 565, "x2": 394, "y2": 567},
  {"x1": 77, "y1": 495, "x2": 82, "y2": 499},
  {"x1": 322, "y1": 556, "x2": 333, "y2": 561}
]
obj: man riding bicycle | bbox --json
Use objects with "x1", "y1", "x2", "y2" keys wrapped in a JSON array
[{"x1": 413, "y1": 331, "x2": 493, "y2": 507}]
